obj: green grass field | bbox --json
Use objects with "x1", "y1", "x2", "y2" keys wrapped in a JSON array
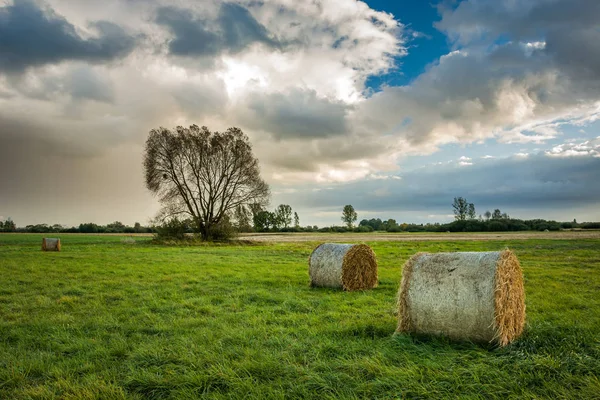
[{"x1": 1, "y1": 234, "x2": 599, "y2": 399}]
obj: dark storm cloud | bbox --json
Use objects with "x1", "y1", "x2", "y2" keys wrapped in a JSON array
[
  {"x1": 286, "y1": 154, "x2": 600, "y2": 215},
  {"x1": 0, "y1": 0, "x2": 137, "y2": 73},
  {"x1": 545, "y1": 27, "x2": 600, "y2": 81},
  {"x1": 242, "y1": 88, "x2": 350, "y2": 139},
  {"x1": 436, "y1": 0, "x2": 600, "y2": 82},
  {"x1": 436, "y1": 0, "x2": 600, "y2": 43},
  {"x1": 155, "y1": 2, "x2": 279, "y2": 57}
]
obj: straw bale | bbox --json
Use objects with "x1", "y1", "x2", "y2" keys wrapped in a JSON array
[
  {"x1": 42, "y1": 238, "x2": 61, "y2": 252},
  {"x1": 309, "y1": 243, "x2": 378, "y2": 291},
  {"x1": 396, "y1": 249, "x2": 525, "y2": 346}
]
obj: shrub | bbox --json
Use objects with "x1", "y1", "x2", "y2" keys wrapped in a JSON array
[
  {"x1": 581, "y1": 222, "x2": 600, "y2": 229},
  {"x1": 206, "y1": 217, "x2": 238, "y2": 241},
  {"x1": 488, "y1": 221, "x2": 507, "y2": 231},
  {"x1": 332, "y1": 226, "x2": 349, "y2": 233},
  {"x1": 154, "y1": 218, "x2": 189, "y2": 241}
]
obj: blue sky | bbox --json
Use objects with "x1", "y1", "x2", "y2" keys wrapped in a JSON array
[
  {"x1": 0, "y1": 0, "x2": 599, "y2": 227},
  {"x1": 365, "y1": 0, "x2": 450, "y2": 88}
]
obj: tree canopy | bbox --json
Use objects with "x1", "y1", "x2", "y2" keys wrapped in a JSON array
[
  {"x1": 144, "y1": 125, "x2": 270, "y2": 240},
  {"x1": 341, "y1": 205, "x2": 358, "y2": 228},
  {"x1": 452, "y1": 197, "x2": 476, "y2": 221}
]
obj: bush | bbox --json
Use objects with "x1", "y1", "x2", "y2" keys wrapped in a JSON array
[
  {"x1": 332, "y1": 226, "x2": 349, "y2": 233},
  {"x1": 507, "y1": 222, "x2": 529, "y2": 231},
  {"x1": 488, "y1": 221, "x2": 507, "y2": 231},
  {"x1": 355, "y1": 225, "x2": 374, "y2": 233},
  {"x1": 154, "y1": 218, "x2": 189, "y2": 241},
  {"x1": 581, "y1": 222, "x2": 600, "y2": 229},
  {"x1": 206, "y1": 218, "x2": 238, "y2": 241},
  {"x1": 280, "y1": 227, "x2": 301, "y2": 232}
]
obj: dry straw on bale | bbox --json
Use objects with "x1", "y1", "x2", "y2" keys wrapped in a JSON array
[
  {"x1": 396, "y1": 250, "x2": 525, "y2": 346},
  {"x1": 309, "y1": 243, "x2": 378, "y2": 291},
  {"x1": 42, "y1": 238, "x2": 61, "y2": 252}
]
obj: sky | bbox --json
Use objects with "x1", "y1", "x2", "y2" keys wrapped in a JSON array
[{"x1": 0, "y1": 0, "x2": 599, "y2": 227}]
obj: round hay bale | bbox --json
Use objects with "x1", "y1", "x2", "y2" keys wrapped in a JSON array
[
  {"x1": 396, "y1": 250, "x2": 525, "y2": 346},
  {"x1": 309, "y1": 243, "x2": 378, "y2": 291},
  {"x1": 42, "y1": 238, "x2": 61, "y2": 252}
]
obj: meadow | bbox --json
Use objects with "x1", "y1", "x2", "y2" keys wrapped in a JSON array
[{"x1": 0, "y1": 233, "x2": 599, "y2": 399}]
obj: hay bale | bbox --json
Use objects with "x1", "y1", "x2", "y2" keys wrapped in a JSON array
[
  {"x1": 396, "y1": 250, "x2": 525, "y2": 346},
  {"x1": 309, "y1": 243, "x2": 378, "y2": 291},
  {"x1": 42, "y1": 238, "x2": 61, "y2": 252}
]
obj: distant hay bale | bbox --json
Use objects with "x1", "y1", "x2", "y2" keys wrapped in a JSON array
[
  {"x1": 42, "y1": 238, "x2": 61, "y2": 252},
  {"x1": 396, "y1": 250, "x2": 525, "y2": 346},
  {"x1": 309, "y1": 243, "x2": 378, "y2": 291}
]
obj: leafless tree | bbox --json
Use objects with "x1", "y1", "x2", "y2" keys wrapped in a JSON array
[{"x1": 144, "y1": 125, "x2": 270, "y2": 240}]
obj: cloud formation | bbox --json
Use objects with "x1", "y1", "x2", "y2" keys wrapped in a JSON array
[
  {"x1": 368, "y1": 0, "x2": 600, "y2": 142},
  {"x1": 156, "y1": 3, "x2": 279, "y2": 58},
  {"x1": 0, "y1": 0, "x2": 136, "y2": 72},
  {"x1": 0, "y1": 0, "x2": 599, "y2": 225},
  {"x1": 276, "y1": 152, "x2": 600, "y2": 223}
]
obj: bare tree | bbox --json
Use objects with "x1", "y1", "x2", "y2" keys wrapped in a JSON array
[{"x1": 144, "y1": 125, "x2": 270, "y2": 240}]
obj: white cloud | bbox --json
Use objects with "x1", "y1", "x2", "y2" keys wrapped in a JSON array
[
  {"x1": 545, "y1": 138, "x2": 600, "y2": 158},
  {"x1": 367, "y1": 174, "x2": 402, "y2": 180}
]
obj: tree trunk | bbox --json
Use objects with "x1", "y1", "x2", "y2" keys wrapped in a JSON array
[{"x1": 199, "y1": 223, "x2": 210, "y2": 241}]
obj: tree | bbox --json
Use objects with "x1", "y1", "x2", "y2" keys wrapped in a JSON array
[
  {"x1": 492, "y1": 209, "x2": 502, "y2": 219},
  {"x1": 467, "y1": 203, "x2": 476, "y2": 220},
  {"x1": 275, "y1": 204, "x2": 293, "y2": 228},
  {"x1": 452, "y1": 197, "x2": 469, "y2": 221},
  {"x1": 294, "y1": 212, "x2": 300, "y2": 228},
  {"x1": 248, "y1": 202, "x2": 264, "y2": 217},
  {"x1": 0, "y1": 218, "x2": 16, "y2": 232},
  {"x1": 484, "y1": 210, "x2": 491, "y2": 221},
  {"x1": 341, "y1": 205, "x2": 357, "y2": 229},
  {"x1": 253, "y1": 210, "x2": 275, "y2": 232},
  {"x1": 144, "y1": 125, "x2": 270, "y2": 241},
  {"x1": 79, "y1": 222, "x2": 99, "y2": 233},
  {"x1": 107, "y1": 221, "x2": 125, "y2": 233},
  {"x1": 234, "y1": 205, "x2": 252, "y2": 232}
]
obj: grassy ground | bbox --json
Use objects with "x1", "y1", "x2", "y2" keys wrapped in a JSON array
[{"x1": 0, "y1": 234, "x2": 599, "y2": 399}]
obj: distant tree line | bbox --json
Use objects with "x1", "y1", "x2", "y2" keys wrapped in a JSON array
[
  {"x1": 2, "y1": 197, "x2": 599, "y2": 237},
  {"x1": 0, "y1": 218, "x2": 16, "y2": 232},
  {"x1": 3, "y1": 221, "x2": 154, "y2": 234}
]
